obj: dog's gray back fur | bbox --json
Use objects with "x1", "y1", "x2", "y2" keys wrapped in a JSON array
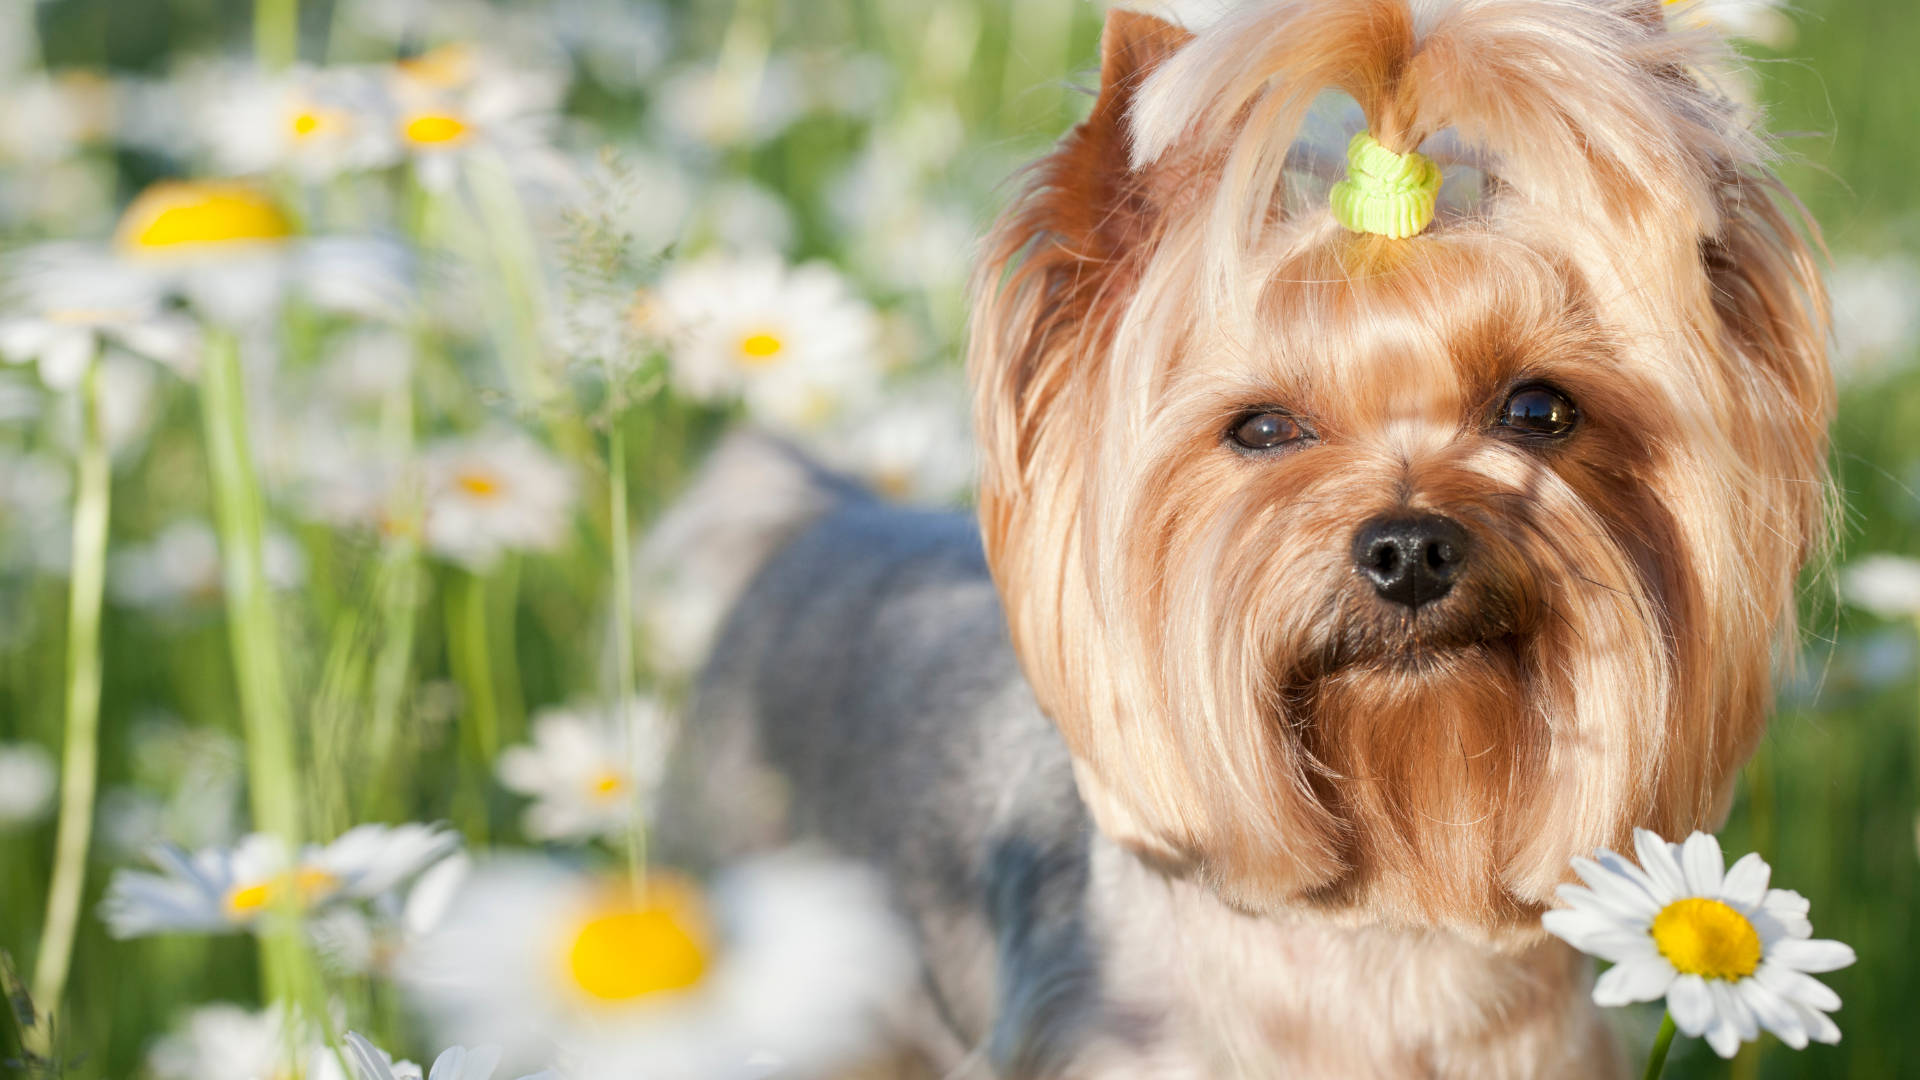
[{"x1": 659, "y1": 434, "x2": 1117, "y2": 1077}]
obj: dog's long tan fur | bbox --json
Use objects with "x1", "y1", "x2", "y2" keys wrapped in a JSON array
[{"x1": 961, "y1": 0, "x2": 1830, "y2": 1069}]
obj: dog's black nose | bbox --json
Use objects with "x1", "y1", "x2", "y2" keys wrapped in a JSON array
[{"x1": 1353, "y1": 513, "x2": 1472, "y2": 609}]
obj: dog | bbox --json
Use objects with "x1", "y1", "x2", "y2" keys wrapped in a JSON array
[{"x1": 658, "y1": 1, "x2": 1833, "y2": 1075}]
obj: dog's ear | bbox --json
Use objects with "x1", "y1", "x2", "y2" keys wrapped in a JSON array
[{"x1": 969, "y1": 9, "x2": 1194, "y2": 491}]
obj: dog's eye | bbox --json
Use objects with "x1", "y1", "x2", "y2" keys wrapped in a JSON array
[
  {"x1": 1228, "y1": 411, "x2": 1309, "y2": 452},
  {"x1": 1497, "y1": 385, "x2": 1578, "y2": 438}
]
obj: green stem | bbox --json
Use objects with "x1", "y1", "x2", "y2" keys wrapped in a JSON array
[
  {"x1": 254, "y1": 0, "x2": 298, "y2": 69},
  {"x1": 607, "y1": 418, "x2": 645, "y2": 887},
  {"x1": 26, "y1": 359, "x2": 111, "y2": 1056},
  {"x1": 363, "y1": 372, "x2": 423, "y2": 820},
  {"x1": 1643, "y1": 1011, "x2": 1678, "y2": 1080},
  {"x1": 447, "y1": 569, "x2": 499, "y2": 841},
  {"x1": 199, "y1": 329, "x2": 306, "y2": 998}
]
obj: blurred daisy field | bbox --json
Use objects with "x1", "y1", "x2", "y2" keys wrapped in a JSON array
[{"x1": 0, "y1": 1, "x2": 1910, "y2": 1078}]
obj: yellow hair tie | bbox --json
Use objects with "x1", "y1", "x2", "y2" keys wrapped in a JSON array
[{"x1": 1329, "y1": 131, "x2": 1441, "y2": 239}]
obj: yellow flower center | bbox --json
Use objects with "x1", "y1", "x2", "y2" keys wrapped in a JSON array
[
  {"x1": 223, "y1": 866, "x2": 342, "y2": 917},
  {"x1": 288, "y1": 104, "x2": 349, "y2": 140},
  {"x1": 403, "y1": 112, "x2": 471, "y2": 146},
  {"x1": 456, "y1": 470, "x2": 503, "y2": 499},
  {"x1": 737, "y1": 331, "x2": 785, "y2": 368},
  {"x1": 1650, "y1": 897, "x2": 1762, "y2": 981},
  {"x1": 114, "y1": 181, "x2": 295, "y2": 254},
  {"x1": 396, "y1": 44, "x2": 476, "y2": 89},
  {"x1": 565, "y1": 882, "x2": 710, "y2": 1002},
  {"x1": 588, "y1": 770, "x2": 628, "y2": 801}
]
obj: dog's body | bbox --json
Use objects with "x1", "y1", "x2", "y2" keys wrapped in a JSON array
[
  {"x1": 663, "y1": 0, "x2": 1832, "y2": 1075},
  {"x1": 676, "y1": 481, "x2": 1619, "y2": 1078}
]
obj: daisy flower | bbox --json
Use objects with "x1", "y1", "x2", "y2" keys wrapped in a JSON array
[
  {"x1": 148, "y1": 1002, "x2": 353, "y2": 1080},
  {"x1": 420, "y1": 429, "x2": 577, "y2": 570},
  {"x1": 311, "y1": 852, "x2": 470, "y2": 978},
  {"x1": 108, "y1": 519, "x2": 306, "y2": 610},
  {"x1": 1664, "y1": 0, "x2": 1794, "y2": 50},
  {"x1": 1828, "y1": 253, "x2": 1920, "y2": 382},
  {"x1": 655, "y1": 253, "x2": 882, "y2": 432},
  {"x1": 496, "y1": 699, "x2": 675, "y2": 843},
  {"x1": 1543, "y1": 829, "x2": 1855, "y2": 1058},
  {"x1": 97, "y1": 178, "x2": 410, "y2": 328},
  {"x1": 100, "y1": 823, "x2": 460, "y2": 937},
  {"x1": 201, "y1": 63, "x2": 401, "y2": 182},
  {"x1": 0, "y1": 741, "x2": 57, "y2": 828},
  {"x1": 344, "y1": 1032, "x2": 558, "y2": 1080},
  {"x1": 389, "y1": 45, "x2": 572, "y2": 195},
  {"x1": 0, "y1": 242, "x2": 199, "y2": 391},
  {"x1": 813, "y1": 377, "x2": 976, "y2": 505},
  {"x1": 1840, "y1": 554, "x2": 1920, "y2": 621},
  {"x1": 401, "y1": 852, "x2": 913, "y2": 1080},
  {"x1": 0, "y1": 449, "x2": 73, "y2": 576}
]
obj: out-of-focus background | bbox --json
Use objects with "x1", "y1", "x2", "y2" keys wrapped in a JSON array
[{"x1": 0, "y1": 1, "x2": 1910, "y2": 1077}]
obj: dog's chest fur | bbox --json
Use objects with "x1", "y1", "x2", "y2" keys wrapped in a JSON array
[
  {"x1": 677, "y1": 499, "x2": 1620, "y2": 1079},
  {"x1": 1080, "y1": 846, "x2": 1620, "y2": 1078}
]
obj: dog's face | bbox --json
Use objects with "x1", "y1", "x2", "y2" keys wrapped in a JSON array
[{"x1": 969, "y1": 0, "x2": 1832, "y2": 942}]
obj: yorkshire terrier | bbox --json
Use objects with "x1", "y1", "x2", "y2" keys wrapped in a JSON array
[{"x1": 662, "y1": 0, "x2": 1833, "y2": 1075}]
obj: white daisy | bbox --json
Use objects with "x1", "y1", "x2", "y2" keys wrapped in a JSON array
[
  {"x1": 813, "y1": 376, "x2": 976, "y2": 504},
  {"x1": 344, "y1": 1032, "x2": 557, "y2": 1080},
  {"x1": 496, "y1": 699, "x2": 674, "y2": 843},
  {"x1": 654, "y1": 58, "x2": 805, "y2": 150},
  {"x1": 101, "y1": 823, "x2": 461, "y2": 937},
  {"x1": 655, "y1": 253, "x2": 881, "y2": 432},
  {"x1": 201, "y1": 63, "x2": 402, "y2": 182},
  {"x1": 1664, "y1": 0, "x2": 1794, "y2": 49},
  {"x1": 101, "y1": 178, "x2": 412, "y2": 328},
  {"x1": 148, "y1": 1002, "x2": 354, "y2": 1080},
  {"x1": 400, "y1": 851, "x2": 913, "y2": 1080},
  {"x1": 0, "y1": 449, "x2": 73, "y2": 576},
  {"x1": 421, "y1": 429, "x2": 577, "y2": 571},
  {"x1": 389, "y1": 45, "x2": 573, "y2": 195},
  {"x1": 0, "y1": 72, "x2": 114, "y2": 168},
  {"x1": 108, "y1": 519, "x2": 307, "y2": 610},
  {"x1": 1829, "y1": 253, "x2": 1920, "y2": 382},
  {"x1": 0, "y1": 741, "x2": 57, "y2": 827},
  {"x1": 311, "y1": 851, "x2": 470, "y2": 978},
  {"x1": 1543, "y1": 829, "x2": 1855, "y2": 1059},
  {"x1": 1840, "y1": 554, "x2": 1920, "y2": 621},
  {"x1": 0, "y1": 242, "x2": 199, "y2": 391},
  {"x1": 97, "y1": 715, "x2": 245, "y2": 857}
]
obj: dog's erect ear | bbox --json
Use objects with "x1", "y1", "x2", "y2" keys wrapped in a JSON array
[
  {"x1": 969, "y1": 10, "x2": 1194, "y2": 490},
  {"x1": 1061, "y1": 9, "x2": 1197, "y2": 259}
]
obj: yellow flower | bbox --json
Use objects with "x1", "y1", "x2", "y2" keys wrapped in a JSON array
[
  {"x1": 113, "y1": 181, "x2": 295, "y2": 256},
  {"x1": 1544, "y1": 829, "x2": 1854, "y2": 1058},
  {"x1": 563, "y1": 877, "x2": 710, "y2": 1004}
]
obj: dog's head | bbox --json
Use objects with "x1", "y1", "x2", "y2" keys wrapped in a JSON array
[{"x1": 968, "y1": 0, "x2": 1831, "y2": 942}]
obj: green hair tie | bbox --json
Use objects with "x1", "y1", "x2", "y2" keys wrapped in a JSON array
[{"x1": 1329, "y1": 130, "x2": 1442, "y2": 239}]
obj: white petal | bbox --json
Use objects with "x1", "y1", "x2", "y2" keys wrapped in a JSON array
[
  {"x1": 1718, "y1": 851, "x2": 1770, "y2": 908},
  {"x1": 1703, "y1": 1015, "x2": 1744, "y2": 1058},
  {"x1": 1755, "y1": 962, "x2": 1841, "y2": 1012},
  {"x1": 1666, "y1": 973, "x2": 1714, "y2": 1037},
  {"x1": 1571, "y1": 857, "x2": 1660, "y2": 920},
  {"x1": 1635, "y1": 828, "x2": 1688, "y2": 897},
  {"x1": 1789, "y1": 1000, "x2": 1842, "y2": 1045},
  {"x1": 39, "y1": 329, "x2": 95, "y2": 391},
  {"x1": 1708, "y1": 977, "x2": 1759, "y2": 1041},
  {"x1": 1737, "y1": 978, "x2": 1808, "y2": 1050},
  {"x1": 1592, "y1": 954, "x2": 1676, "y2": 1006},
  {"x1": 1680, "y1": 832, "x2": 1726, "y2": 896},
  {"x1": 1542, "y1": 907, "x2": 1624, "y2": 950},
  {"x1": 1595, "y1": 847, "x2": 1665, "y2": 902},
  {"x1": 1543, "y1": 908, "x2": 1655, "y2": 963},
  {"x1": 1768, "y1": 937, "x2": 1856, "y2": 974}
]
